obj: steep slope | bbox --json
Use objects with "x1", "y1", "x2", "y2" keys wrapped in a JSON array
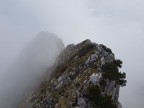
[{"x1": 18, "y1": 39, "x2": 126, "y2": 108}]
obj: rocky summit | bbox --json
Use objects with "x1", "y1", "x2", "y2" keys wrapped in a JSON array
[{"x1": 18, "y1": 39, "x2": 126, "y2": 108}]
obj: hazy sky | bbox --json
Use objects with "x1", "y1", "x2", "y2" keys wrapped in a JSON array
[{"x1": 0, "y1": 0, "x2": 144, "y2": 107}]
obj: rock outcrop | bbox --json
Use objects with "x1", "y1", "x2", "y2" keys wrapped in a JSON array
[{"x1": 18, "y1": 39, "x2": 126, "y2": 108}]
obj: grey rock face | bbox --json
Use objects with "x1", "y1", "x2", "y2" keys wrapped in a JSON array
[{"x1": 18, "y1": 39, "x2": 123, "y2": 108}]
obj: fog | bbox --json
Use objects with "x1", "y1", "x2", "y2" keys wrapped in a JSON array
[
  {"x1": 0, "y1": 32, "x2": 64, "y2": 108},
  {"x1": 0, "y1": 0, "x2": 144, "y2": 108}
]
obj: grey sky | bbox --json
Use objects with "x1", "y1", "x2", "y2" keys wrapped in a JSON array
[{"x1": 0, "y1": 0, "x2": 144, "y2": 107}]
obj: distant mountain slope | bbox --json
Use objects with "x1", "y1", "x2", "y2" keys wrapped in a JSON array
[
  {"x1": 0, "y1": 32, "x2": 64, "y2": 108},
  {"x1": 18, "y1": 39, "x2": 126, "y2": 108}
]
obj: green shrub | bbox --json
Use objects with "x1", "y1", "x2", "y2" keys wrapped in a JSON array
[
  {"x1": 102, "y1": 60, "x2": 127, "y2": 86},
  {"x1": 100, "y1": 44, "x2": 112, "y2": 54},
  {"x1": 79, "y1": 44, "x2": 95, "y2": 57},
  {"x1": 88, "y1": 86, "x2": 117, "y2": 108},
  {"x1": 113, "y1": 60, "x2": 122, "y2": 68}
]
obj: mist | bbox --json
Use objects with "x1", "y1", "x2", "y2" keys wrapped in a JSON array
[
  {"x1": 0, "y1": 0, "x2": 144, "y2": 108},
  {"x1": 0, "y1": 32, "x2": 64, "y2": 108}
]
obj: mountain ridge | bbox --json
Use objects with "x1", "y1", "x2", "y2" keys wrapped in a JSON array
[{"x1": 18, "y1": 39, "x2": 126, "y2": 108}]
